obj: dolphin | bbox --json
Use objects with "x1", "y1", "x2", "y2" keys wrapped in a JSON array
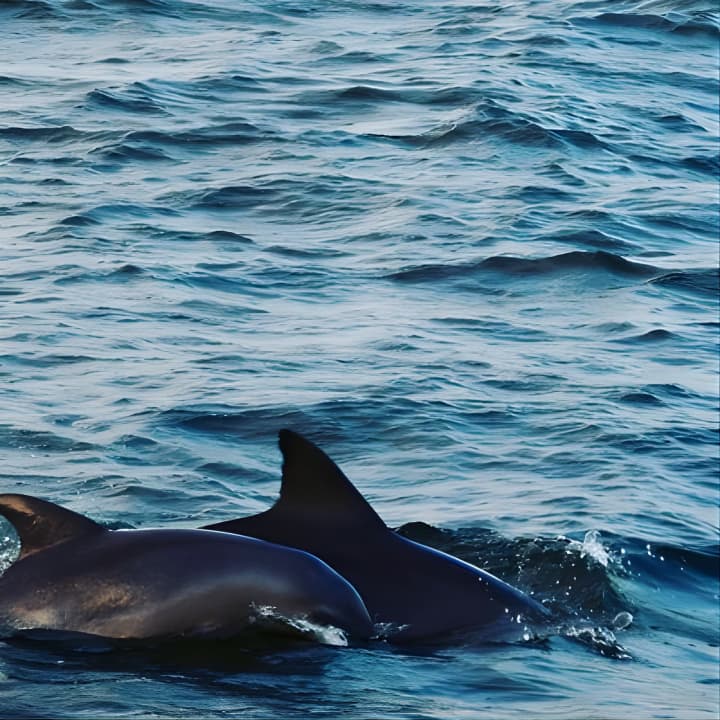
[
  {"x1": 204, "y1": 430, "x2": 549, "y2": 642},
  {"x1": 0, "y1": 493, "x2": 372, "y2": 642}
]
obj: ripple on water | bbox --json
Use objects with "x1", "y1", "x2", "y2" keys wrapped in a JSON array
[{"x1": 0, "y1": 0, "x2": 718, "y2": 717}]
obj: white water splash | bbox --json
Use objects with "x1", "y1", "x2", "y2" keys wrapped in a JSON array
[
  {"x1": 372, "y1": 622, "x2": 410, "y2": 640},
  {"x1": 0, "y1": 536, "x2": 19, "y2": 575},
  {"x1": 250, "y1": 605, "x2": 348, "y2": 647},
  {"x1": 564, "y1": 624, "x2": 632, "y2": 660},
  {"x1": 567, "y1": 529, "x2": 612, "y2": 567}
]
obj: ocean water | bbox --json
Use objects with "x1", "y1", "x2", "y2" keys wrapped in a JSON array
[{"x1": 0, "y1": 0, "x2": 718, "y2": 717}]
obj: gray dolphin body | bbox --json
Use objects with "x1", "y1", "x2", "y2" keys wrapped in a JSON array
[
  {"x1": 0, "y1": 494, "x2": 372, "y2": 641},
  {"x1": 204, "y1": 430, "x2": 550, "y2": 642}
]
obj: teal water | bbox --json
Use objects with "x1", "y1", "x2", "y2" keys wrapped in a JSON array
[{"x1": 0, "y1": 1, "x2": 718, "y2": 718}]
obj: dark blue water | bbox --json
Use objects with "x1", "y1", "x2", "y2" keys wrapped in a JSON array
[{"x1": 1, "y1": 0, "x2": 718, "y2": 717}]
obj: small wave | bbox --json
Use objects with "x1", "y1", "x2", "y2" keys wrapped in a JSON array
[
  {"x1": 92, "y1": 142, "x2": 172, "y2": 163},
  {"x1": 63, "y1": 0, "x2": 98, "y2": 10},
  {"x1": 197, "y1": 462, "x2": 250, "y2": 481},
  {"x1": 130, "y1": 226, "x2": 253, "y2": 245},
  {"x1": 360, "y1": 98, "x2": 609, "y2": 151},
  {"x1": 0, "y1": 425, "x2": 95, "y2": 453},
  {"x1": 682, "y1": 153, "x2": 720, "y2": 177},
  {"x1": 173, "y1": 185, "x2": 276, "y2": 210},
  {"x1": 122, "y1": 122, "x2": 271, "y2": 148},
  {"x1": 614, "y1": 328, "x2": 676, "y2": 344},
  {"x1": 513, "y1": 185, "x2": 578, "y2": 203},
  {"x1": 71, "y1": 203, "x2": 178, "y2": 223},
  {"x1": 0, "y1": 125, "x2": 105, "y2": 144},
  {"x1": 618, "y1": 391, "x2": 665, "y2": 406},
  {"x1": 103, "y1": 485, "x2": 178, "y2": 504},
  {"x1": 0, "y1": 75, "x2": 34, "y2": 87},
  {"x1": 92, "y1": 122, "x2": 273, "y2": 166},
  {"x1": 265, "y1": 244, "x2": 348, "y2": 259},
  {"x1": 86, "y1": 86, "x2": 169, "y2": 116},
  {"x1": 653, "y1": 112, "x2": 707, "y2": 132},
  {"x1": 5, "y1": 352, "x2": 98, "y2": 367},
  {"x1": 649, "y1": 269, "x2": 719, "y2": 298},
  {"x1": 325, "y1": 50, "x2": 392, "y2": 65},
  {"x1": 53, "y1": 263, "x2": 146, "y2": 287},
  {"x1": 480, "y1": 251, "x2": 658, "y2": 277},
  {"x1": 301, "y1": 83, "x2": 483, "y2": 110},
  {"x1": 0, "y1": 0, "x2": 64, "y2": 19},
  {"x1": 641, "y1": 383, "x2": 706, "y2": 405},
  {"x1": 408, "y1": 116, "x2": 556, "y2": 149},
  {"x1": 338, "y1": 85, "x2": 399, "y2": 102},
  {"x1": 193, "y1": 72, "x2": 265, "y2": 93},
  {"x1": 59, "y1": 214, "x2": 102, "y2": 227},
  {"x1": 159, "y1": 407, "x2": 316, "y2": 440},
  {"x1": 537, "y1": 229, "x2": 638, "y2": 254},
  {"x1": 576, "y1": 11, "x2": 720, "y2": 38},
  {"x1": 388, "y1": 251, "x2": 659, "y2": 283},
  {"x1": 164, "y1": 174, "x2": 382, "y2": 221},
  {"x1": 158, "y1": 398, "x2": 444, "y2": 448},
  {"x1": 89, "y1": 0, "x2": 181, "y2": 18}
]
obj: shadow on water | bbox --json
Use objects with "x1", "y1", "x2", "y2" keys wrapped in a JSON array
[
  {"x1": 1, "y1": 628, "x2": 340, "y2": 674},
  {"x1": 0, "y1": 631, "x2": 354, "y2": 719}
]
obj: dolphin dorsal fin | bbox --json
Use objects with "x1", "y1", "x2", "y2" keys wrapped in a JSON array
[
  {"x1": 276, "y1": 430, "x2": 385, "y2": 528},
  {"x1": 0, "y1": 494, "x2": 105, "y2": 560}
]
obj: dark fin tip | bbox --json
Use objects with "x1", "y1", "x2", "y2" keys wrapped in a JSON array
[
  {"x1": 0, "y1": 494, "x2": 105, "y2": 560},
  {"x1": 276, "y1": 430, "x2": 385, "y2": 527}
]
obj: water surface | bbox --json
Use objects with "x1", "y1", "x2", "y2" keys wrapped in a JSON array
[{"x1": 1, "y1": 0, "x2": 718, "y2": 718}]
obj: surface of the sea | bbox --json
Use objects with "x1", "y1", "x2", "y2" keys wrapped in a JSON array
[{"x1": 1, "y1": 0, "x2": 719, "y2": 718}]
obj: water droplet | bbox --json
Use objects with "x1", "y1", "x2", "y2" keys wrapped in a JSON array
[
  {"x1": 581, "y1": 530, "x2": 610, "y2": 567},
  {"x1": 612, "y1": 612, "x2": 633, "y2": 630}
]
